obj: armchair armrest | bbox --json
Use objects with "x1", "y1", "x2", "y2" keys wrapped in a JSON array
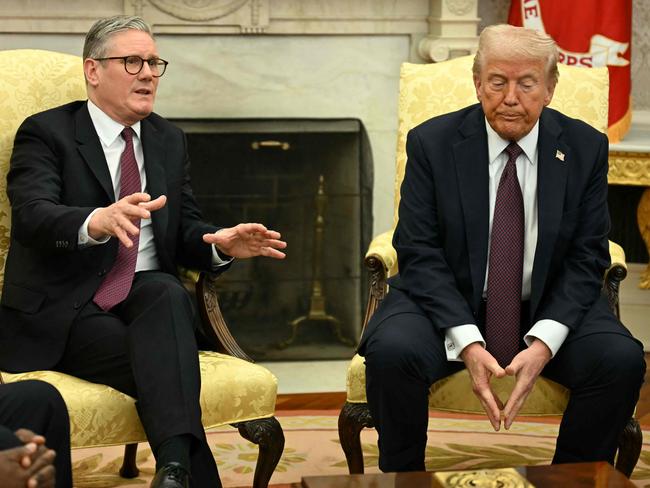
[
  {"x1": 179, "y1": 267, "x2": 252, "y2": 362},
  {"x1": 361, "y1": 230, "x2": 396, "y2": 338},
  {"x1": 365, "y1": 230, "x2": 397, "y2": 277},
  {"x1": 605, "y1": 240, "x2": 627, "y2": 319}
]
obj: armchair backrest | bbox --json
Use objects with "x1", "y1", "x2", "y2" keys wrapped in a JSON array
[
  {"x1": 392, "y1": 55, "x2": 610, "y2": 225},
  {"x1": 0, "y1": 49, "x2": 86, "y2": 291}
]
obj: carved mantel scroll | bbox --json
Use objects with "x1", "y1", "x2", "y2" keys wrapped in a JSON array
[
  {"x1": 126, "y1": 0, "x2": 269, "y2": 33},
  {"x1": 418, "y1": 0, "x2": 480, "y2": 62}
]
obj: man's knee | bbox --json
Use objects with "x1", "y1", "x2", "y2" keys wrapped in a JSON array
[
  {"x1": 4, "y1": 380, "x2": 64, "y2": 410},
  {"x1": 364, "y1": 313, "x2": 443, "y2": 383},
  {"x1": 603, "y1": 336, "x2": 645, "y2": 389}
]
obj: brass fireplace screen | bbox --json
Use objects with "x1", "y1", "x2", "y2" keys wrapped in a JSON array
[{"x1": 174, "y1": 118, "x2": 373, "y2": 361}]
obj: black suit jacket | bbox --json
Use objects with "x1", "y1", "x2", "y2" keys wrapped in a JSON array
[
  {"x1": 360, "y1": 103, "x2": 617, "y2": 351},
  {"x1": 0, "y1": 101, "x2": 219, "y2": 371}
]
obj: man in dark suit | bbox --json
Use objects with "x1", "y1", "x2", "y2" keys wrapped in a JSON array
[
  {"x1": 0, "y1": 15, "x2": 286, "y2": 488},
  {"x1": 0, "y1": 380, "x2": 71, "y2": 488},
  {"x1": 359, "y1": 24, "x2": 645, "y2": 472}
]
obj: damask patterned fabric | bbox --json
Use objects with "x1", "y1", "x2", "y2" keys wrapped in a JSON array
[
  {"x1": 0, "y1": 49, "x2": 279, "y2": 449},
  {"x1": 0, "y1": 49, "x2": 88, "y2": 290},
  {"x1": 2, "y1": 351, "x2": 278, "y2": 448},
  {"x1": 356, "y1": 56, "x2": 613, "y2": 417}
]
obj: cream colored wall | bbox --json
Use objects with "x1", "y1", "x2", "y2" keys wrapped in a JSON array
[{"x1": 0, "y1": 0, "x2": 437, "y2": 238}]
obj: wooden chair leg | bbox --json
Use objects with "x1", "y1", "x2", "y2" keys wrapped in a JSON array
[
  {"x1": 338, "y1": 401, "x2": 374, "y2": 474},
  {"x1": 234, "y1": 417, "x2": 285, "y2": 488},
  {"x1": 615, "y1": 417, "x2": 642, "y2": 478},
  {"x1": 119, "y1": 443, "x2": 139, "y2": 478}
]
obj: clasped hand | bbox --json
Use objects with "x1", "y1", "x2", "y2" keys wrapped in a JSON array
[
  {"x1": 0, "y1": 429, "x2": 56, "y2": 488},
  {"x1": 460, "y1": 339, "x2": 552, "y2": 431}
]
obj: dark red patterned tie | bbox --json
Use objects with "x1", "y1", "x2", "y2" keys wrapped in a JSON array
[
  {"x1": 485, "y1": 142, "x2": 524, "y2": 368},
  {"x1": 93, "y1": 127, "x2": 141, "y2": 311}
]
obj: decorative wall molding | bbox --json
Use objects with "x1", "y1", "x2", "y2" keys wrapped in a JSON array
[
  {"x1": 609, "y1": 151, "x2": 650, "y2": 187},
  {"x1": 127, "y1": 0, "x2": 269, "y2": 33},
  {"x1": 418, "y1": 0, "x2": 479, "y2": 62},
  {"x1": 0, "y1": 0, "x2": 428, "y2": 36}
]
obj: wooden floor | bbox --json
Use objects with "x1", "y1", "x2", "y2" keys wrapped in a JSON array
[{"x1": 278, "y1": 354, "x2": 650, "y2": 427}]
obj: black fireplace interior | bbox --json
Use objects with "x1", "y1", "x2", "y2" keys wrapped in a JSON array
[{"x1": 173, "y1": 119, "x2": 373, "y2": 360}]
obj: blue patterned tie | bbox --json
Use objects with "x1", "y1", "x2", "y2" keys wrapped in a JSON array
[
  {"x1": 485, "y1": 142, "x2": 524, "y2": 367},
  {"x1": 93, "y1": 127, "x2": 141, "y2": 311}
]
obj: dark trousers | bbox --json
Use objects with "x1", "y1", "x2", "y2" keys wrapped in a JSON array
[
  {"x1": 362, "y1": 288, "x2": 645, "y2": 472},
  {"x1": 0, "y1": 380, "x2": 72, "y2": 487},
  {"x1": 54, "y1": 271, "x2": 220, "y2": 487}
]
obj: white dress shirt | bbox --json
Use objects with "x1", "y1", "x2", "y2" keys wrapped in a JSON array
[
  {"x1": 444, "y1": 119, "x2": 569, "y2": 361},
  {"x1": 78, "y1": 99, "x2": 230, "y2": 270}
]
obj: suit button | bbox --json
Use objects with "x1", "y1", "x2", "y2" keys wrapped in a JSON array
[
  {"x1": 73, "y1": 301, "x2": 81, "y2": 309},
  {"x1": 98, "y1": 269, "x2": 106, "y2": 277}
]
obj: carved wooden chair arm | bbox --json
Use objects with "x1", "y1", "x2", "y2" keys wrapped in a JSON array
[
  {"x1": 604, "y1": 240, "x2": 627, "y2": 319},
  {"x1": 178, "y1": 267, "x2": 252, "y2": 362},
  {"x1": 361, "y1": 230, "x2": 394, "y2": 338}
]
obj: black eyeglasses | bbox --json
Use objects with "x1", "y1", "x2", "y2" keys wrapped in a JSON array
[{"x1": 94, "y1": 55, "x2": 169, "y2": 77}]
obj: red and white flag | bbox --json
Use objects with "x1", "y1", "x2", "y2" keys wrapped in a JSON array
[{"x1": 509, "y1": 0, "x2": 632, "y2": 142}]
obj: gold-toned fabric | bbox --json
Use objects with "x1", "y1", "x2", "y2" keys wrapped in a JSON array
[
  {"x1": 0, "y1": 49, "x2": 87, "y2": 293},
  {"x1": 365, "y1": 230, "x2": 398, "y2": 277},
  {"x1": 0, "y1": 50, "x2": 279, "y2": 451},
  {"x1": 609, "y1": 241, "x2": 627, "y2": 269},
  {"x1": 347, "y1": 354, "x2": 568, "y2": 415},
  {"x1": 2, "y1": 352, "x2": 277, "y2": 448},
  {"x1": 353, "y1": 57, "x2": 611, "y2": 419}
]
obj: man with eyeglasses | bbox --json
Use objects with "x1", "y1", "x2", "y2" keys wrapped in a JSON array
[{"x1": 0, "y1": 15, "x2": 286, "y2": 488}]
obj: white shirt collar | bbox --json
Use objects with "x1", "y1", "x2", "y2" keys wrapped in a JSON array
[
  {"x1": 485, "y1": 118, "x2": 539, "y2": 165},
  {"x1": 87, "y1": 99, "x2": 141, "y2": 147}
]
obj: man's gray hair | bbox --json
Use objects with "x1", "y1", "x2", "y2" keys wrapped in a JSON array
[
  {"x1": 472, "y1": 24, "x2": 559, "y2": 86},
  {"x1": 83, "y1": 15, "x2": 153, "y2": 60}
]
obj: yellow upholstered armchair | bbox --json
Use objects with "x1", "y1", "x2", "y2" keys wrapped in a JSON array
[
  {"x1": 338, "y1": 56, "x2": 641, "y2": 477},
  {"x1": 0, "y1": 49, "x2": 284, "y2": 487}
]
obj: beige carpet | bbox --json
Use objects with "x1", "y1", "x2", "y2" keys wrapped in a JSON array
[{"x1": 69, "y1": 410, "x2": 650, "y2": 487}]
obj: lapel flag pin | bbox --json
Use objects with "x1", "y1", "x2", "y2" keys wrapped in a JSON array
[{"x1": 556, "y1": 149, "x2": 565, "y2": 162}]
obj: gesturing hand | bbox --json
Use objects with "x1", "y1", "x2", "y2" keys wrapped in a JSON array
[
  {"x1": 461, "y1": 343, "x2": 507, "y2": 431},
  {"x1": 502, "y1": 339, "x2": 552, "y2": 430},
  {"x1": 88, "y1": 193, "x2": 167, "y2": 248},
  {"x1": 203, "y1": 223, "x2": 287, "y2": 260}
]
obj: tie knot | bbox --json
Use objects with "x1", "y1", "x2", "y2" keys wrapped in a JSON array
[
  {"x1": 121, "y1": 127, "x2": 134, "y2": 143},
  {"x1": 505, "y1": 142, "x2": 523, "y2": 163}
]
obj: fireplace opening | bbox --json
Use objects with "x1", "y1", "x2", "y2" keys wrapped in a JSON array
[{"x1": 173, "y1": 119, "x2": 373, "y2": 360}]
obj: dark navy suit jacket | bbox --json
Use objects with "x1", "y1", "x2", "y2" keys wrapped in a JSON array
[{"x1": 360, "y1": 103, "x2": 627, "y2": 352}]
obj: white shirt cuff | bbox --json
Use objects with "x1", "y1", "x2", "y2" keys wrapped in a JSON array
[
  {"x1": 524, "y1": 319, "x2": 569, "y2": 358},
  {"x1": 445, "y1": 324, "x2": 485, "y2": 361},
  {"x1": 211, "y1": 245, "x2": 234, "y2": 268},
  {"x1": 78, "y1": 209, "x2": 110, "y2": 248}
]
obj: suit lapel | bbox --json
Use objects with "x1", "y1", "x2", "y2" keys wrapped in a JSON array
[
  {"x1": 530, "y1": 109, "x2": 569, "y2": 317},
  {"x1": 75, "y1": 103, "x2": 115, "y2": 202},
  {"x1": 140, "y1": 118, "x2": 169, "y2": 239},
  {"x1": 454, "y1": 106, "x2": 490, "y2": 312}
]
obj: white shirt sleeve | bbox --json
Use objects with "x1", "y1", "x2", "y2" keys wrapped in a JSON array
[
  {"x1": 211, "y1": 245, "x2": 234, "y2": 268},
  {"x1": 524, "y1": 319, "x2": 569, "y2": 357},
  {"x1": 78, "y1": 208, "x2": 111, "y2": 248},
  {"x1": 445, "y1": 324, "x2": 486, "y2": 361}
]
